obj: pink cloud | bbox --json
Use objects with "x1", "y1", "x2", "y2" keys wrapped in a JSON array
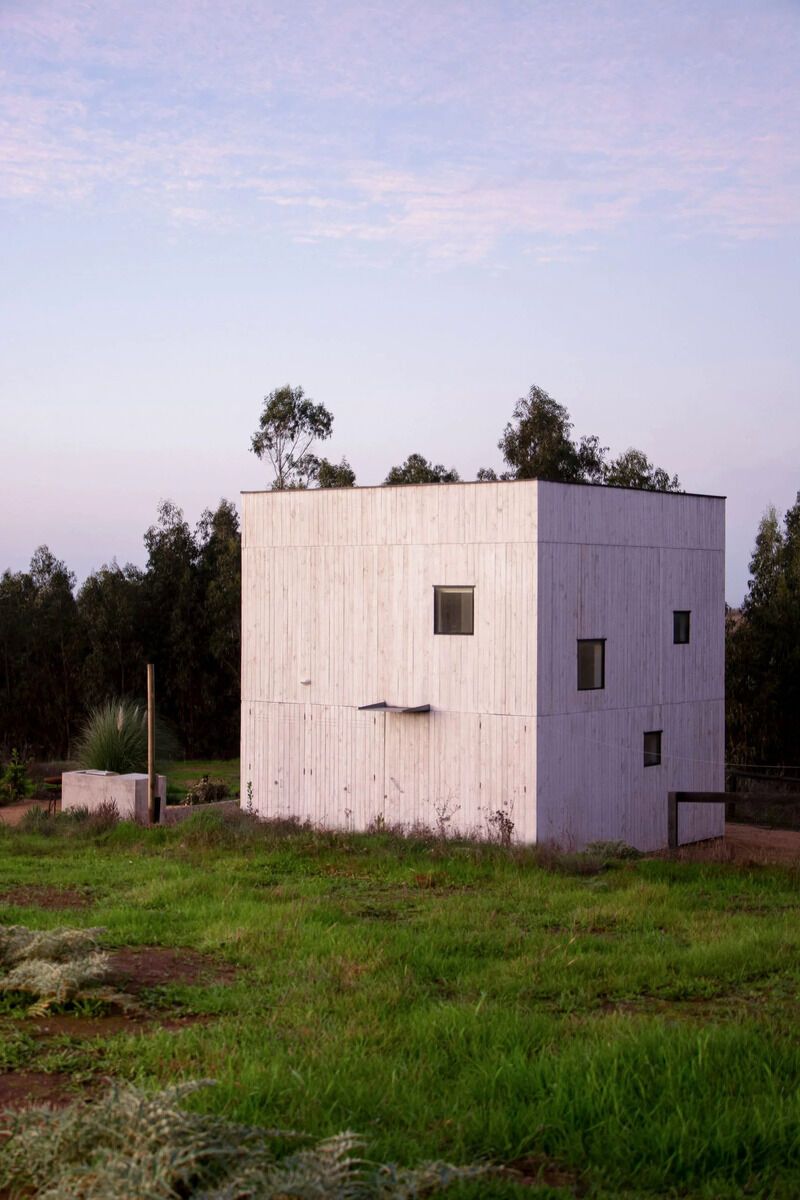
[{"x1": 1, "y1": 0, "x2": 798, "y2": 259}]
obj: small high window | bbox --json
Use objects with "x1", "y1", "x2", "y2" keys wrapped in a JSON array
[
  {"x1": 673, "y1": 611, "x2": 691, "y2": 644},
  {"x1": 643, "y1": 730, "x2": 662, "y2": 767},
  {"x1": 434, "y1": 586, "x2": 474, "y2": 635},
  {"x1": 577, "y1": 639, "x2": 605, "y2": 690}
]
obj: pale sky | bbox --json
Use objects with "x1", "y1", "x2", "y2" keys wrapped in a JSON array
[{"x1": 1, "y1": 0, "x2": 798, "y2": 602}]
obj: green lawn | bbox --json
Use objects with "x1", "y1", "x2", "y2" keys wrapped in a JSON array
[{"x1": 1, "y1": 811, "x2": 799, "y2": 1197}]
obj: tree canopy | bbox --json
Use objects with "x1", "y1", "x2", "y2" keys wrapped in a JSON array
[
  {"x1": 496, "y1": 386, "x2": 605, "y2": 483},
  {"x1": 727, "y1": 495, "x2": 800, "y2": 768},
  {"x1": 314, "y1": 457, "x2": 356, "y2": 488},
  {"x1": 0, "y1": 500, "x2": 242, "y2": 761},
  {"x1": 384, "y1": 453, "x2": 460, "y2": 485},
  {"x1": 250, "y1": 385, "x2": 334, "y2": 490},
  {"x1": 603, "y1": 448, "x2": 680, "y2": 492},
  {"x1": 486, "y1": 384, "x2": 680, "y2": 492}
]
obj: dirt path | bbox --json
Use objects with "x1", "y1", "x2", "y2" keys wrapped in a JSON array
[
  {"x1": 667, "y1": 822, "x2": 800, "y2": 864},
  {"x1": 723, "y1": 822, "x2": 800, "y2": 863},
  {"x1": 0, "y1": 799, "x2": 53, "y2": 827}
]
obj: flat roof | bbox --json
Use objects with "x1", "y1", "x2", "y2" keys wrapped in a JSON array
[{"x1": 241, "y1": 477, "x2": 726, "y2": 501}]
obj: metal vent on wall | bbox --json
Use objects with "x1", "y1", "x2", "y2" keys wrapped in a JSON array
[{"x1": 358, "y1": 701, "x2": 431, "y2": 713}]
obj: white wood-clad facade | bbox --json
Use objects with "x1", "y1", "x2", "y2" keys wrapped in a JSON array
[{"x1": 241, "y1": 480, "x2": 725, "y2": 849}]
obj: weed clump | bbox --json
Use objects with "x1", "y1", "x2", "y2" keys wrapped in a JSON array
[
  {"x1": 19, "y1": 801, "x2": 120, "y2": 838},
  {"x1": 0, "y1": 1080, "x2": 486, "y2": 1198},
  {"x1": 0, "y1": 925, "x2": 109, "y2": 1012},
  {"x1": 584, "y1": 840, "x2": 642, "y2": 862}
]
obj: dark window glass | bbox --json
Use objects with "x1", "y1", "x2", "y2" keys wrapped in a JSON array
[
  {"x1": 673, "y1": 610, "x2": 691, "y2": 644},
  {"x1": 644, "y1": 730, "x2": 662, "y2": 767},
  {"x1": 577, "y1": 639, "x2": 605, "y2": 690},
  {"x1": 434, "y1": 586, "x2": 474, "y2": 635}
]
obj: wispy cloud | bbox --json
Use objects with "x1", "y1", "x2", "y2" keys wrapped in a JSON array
[{"x1": 1, "y1": 0, "x2": 798, "y2": 261}]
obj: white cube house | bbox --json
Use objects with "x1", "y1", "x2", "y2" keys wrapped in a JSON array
[{"x1": 241, "y1": 480, "x2": 725, "y2": 850}]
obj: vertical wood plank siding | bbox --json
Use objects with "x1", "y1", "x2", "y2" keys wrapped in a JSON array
[
  {"x1": 241, "y1": 483, "x2": 539, "y2": 840},
  {"x1": 242, "y1": 480, "x2": 725, "y2": 849},
  {"x1": 535, "y1": 483, "x2": 725, "y2": 849}
]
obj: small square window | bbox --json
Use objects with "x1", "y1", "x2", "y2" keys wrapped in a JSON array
[
  {"x1": 673, "y1": 611, "x2": 691, "y2": 644},
  {"x1": 577, "y1": 639, "x2": 605, "y2": 690},
  {"x1": 434, "y1": 586, "x2": 474, "y2": 635},
  {"x1": 643, "y1": 730, "x2": 662, "y2": 768}
]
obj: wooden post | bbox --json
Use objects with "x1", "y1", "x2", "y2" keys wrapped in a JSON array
[
  {"x1": 667, "y1": 791, "x2": 678, "y2": 850},
  {"x1": 147, "y1": 663, "x2": 158, "y2": 825}
]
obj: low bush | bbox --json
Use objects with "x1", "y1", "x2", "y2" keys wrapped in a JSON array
[
  {"x1": 0, "y1": 749, "x2": 34, "y2": 805},
  {"x1": 183, "y1": 775, "x2": 231, "y2": 805}
]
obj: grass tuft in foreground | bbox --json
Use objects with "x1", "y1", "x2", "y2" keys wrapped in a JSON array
[{"x1": 0, "y1": 1080, "x2": 486, "y2": 1199}]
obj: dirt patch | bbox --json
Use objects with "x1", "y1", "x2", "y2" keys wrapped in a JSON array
[
  {"x1": 11, "y1": 1011, "x2": 209, "y2": 1040},
  {"x1": 723, "y1": 823, "x2": 800, "y2": 863},
  {"x1": 0, "y1": 1071, "x2": 75, "y2": 1111},
  {"x1": 0, "y1": 798, "x2": 54, "y2": 828},
  {"x1": 106, "y1": 946, "x2": 237, "y2": 995},
  {"x1": 656, "y1": 824, "x2": 800, "y2": 866},
  {"x1": 0, "y1": 884, "x2": 92, "y2": 910},
  {"x1": 592, "y1": 982, "x2": 800, "y2": 1024},
  {"x1": 502, "y1": 1154, "x2": 585, "y2": 1193}
]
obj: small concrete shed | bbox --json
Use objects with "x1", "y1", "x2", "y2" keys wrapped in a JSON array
[
  {"x1": 241, "y1": 479, "x2": 725, "y2": 850},
  {"x1": 62, "y1": 770, "x2": 166, "y2": 823}
]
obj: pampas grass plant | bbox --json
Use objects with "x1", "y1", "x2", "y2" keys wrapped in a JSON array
[{"x1": 75, "y1": 698, "x2": 176, "y2": 774}]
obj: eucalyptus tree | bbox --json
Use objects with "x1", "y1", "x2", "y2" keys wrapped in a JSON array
[
  {"x1": 250, "y1": 384, "x2": 334, "y2": 490},
  {"x1": 384, "y1": 453, "x2": 460, "y2": 484},
  {"x1": 603, "y1": 447, "x2": 680, "y2": 492}
]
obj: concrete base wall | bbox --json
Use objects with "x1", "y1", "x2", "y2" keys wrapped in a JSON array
[
  {"x1": 61, "y1": 771, "x2": 167, "y2": 823},
  {"x1": 162, "y1": 799, "x2": 241, "y2": 825}
]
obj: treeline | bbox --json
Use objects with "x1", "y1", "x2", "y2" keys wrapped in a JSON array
[
  {"x1": 4, "y1": 490, "x2": 800, "y2": 772},
  {"x1": 727, "y1": 494, "x2": 800, "y2": 771},
  {"x1": 0, "y1": 500, "x2": 240, "y2": 761},
  {"x1": 4, "y1": 374, "x2": 797, "y2": 772},
  {"x1": 251, "y1": 383, "x2": 682, "y2": 492}
]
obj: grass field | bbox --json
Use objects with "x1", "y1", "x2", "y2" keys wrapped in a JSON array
[{"x1": 1, "y1": 808, "x2": 799, "y2": 1197}]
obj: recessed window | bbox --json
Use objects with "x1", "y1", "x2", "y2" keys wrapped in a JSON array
[
  {"x1": 434, "y1": 586, "x2": 474, "y2": 635},
  {"x1": 643, "y1": 730, "x2": 662, "y2": 767},
  {"x1": 577, "y1": 639, "x2": 605, "y2": 690},
  {"x1": 673, "y1": 610, "x2": 691, "y2": 644}
]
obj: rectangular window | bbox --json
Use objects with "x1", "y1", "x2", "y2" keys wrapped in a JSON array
[
  {"x1": 434, "y1": 586, "x2": 474, "y2": 635},
  {"x1": 673, "y1": 610, "x2": 691, "y2": 644},
  {"x1": 577, "y1": 639, "x2": 605, "y2": 690},
  {"x1": 643, "y1": 730, "x2": 662, "y2": 767}
]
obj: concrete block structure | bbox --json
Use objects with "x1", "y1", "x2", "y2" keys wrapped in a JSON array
[
  {"x1": 241, "y1": 480, "x2": 725, "y2": 849},
  {"x1": 62, "y1": 770, "x2": 166, "y2": 823}
]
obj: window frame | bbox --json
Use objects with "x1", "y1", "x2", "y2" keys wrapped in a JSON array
[
  {"x1": 673, "y1": 610, "x2": 691, "y2": 644},
  {"x1": 433, "y1": 585, "x2": 475, "y2": 636},
  {"x1": 643, "y1": 730, "x2": 662, "y2": 768},
  {"x1": 577, "y1": 638, "x2": 606, "y2": 691}
]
